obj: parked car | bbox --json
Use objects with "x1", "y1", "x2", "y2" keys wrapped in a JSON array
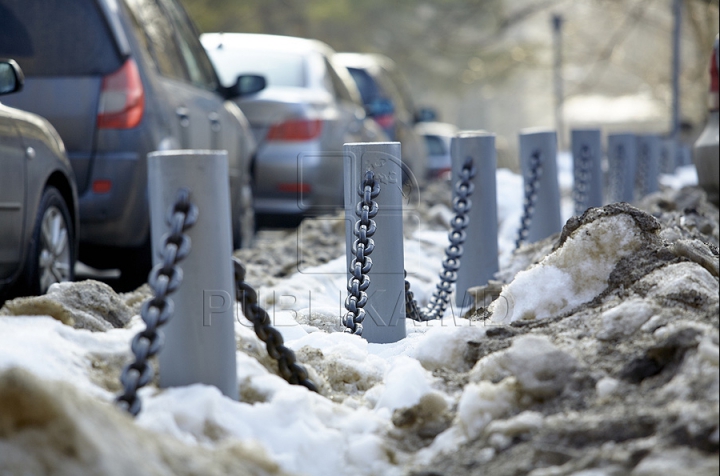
[
  {"x1": 693, "y1": 34, "x2": 719, "y2": 206},
  {"x1": 201, "y1": 33, "x2": 386, "y2": 226},
  {"x1": 414, "y1": 121, "x2": 459, "y2": 179},
  {"x1": 0, "y1": 59, "x2": 78, "y2": 302},
  {"x1": 0, "y1": 0, "x2": 259, "y2": 290},
  {"x1": 334, "y1": 53, "x2": 429, "y2": 182}
]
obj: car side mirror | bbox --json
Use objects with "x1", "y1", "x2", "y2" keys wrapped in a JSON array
[
  {"x1": 366, "y1": 97, "x2": 394, "y2": 117},
  {"x1": 226, "y1": 74, "x2": 266, "y2": 99},
  {"x1": 0, "y1": 59, "x2": 24, "y2": 96}
]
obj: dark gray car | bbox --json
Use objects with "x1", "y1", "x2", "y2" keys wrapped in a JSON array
[
  {"x1": 0, "y1": 0, "x2": 258, "y2": 289},
  {"x1": 0, "y1": 59, "x2": 79, "y2": 301}
]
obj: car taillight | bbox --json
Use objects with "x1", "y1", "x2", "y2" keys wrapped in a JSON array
[
  {"x1": 266, "y1": 119, "x2": 322, "y2": 141},
  {"x1": 97, "y1": 59, "x2": 145, "y2": 129},
  {"x1": 374, "y1": 113, "x2": 395, "y2": 130},
  {"x1": 709, "y1": 44, "x2": 719, "y2": 112}
]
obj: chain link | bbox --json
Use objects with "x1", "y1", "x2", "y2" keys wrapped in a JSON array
[
  {"x1": 116, "y1": 188, "x2": 197, "y2": 416},
  {"x1": 573, "y1": 145, "x2": 592, "y2": 216},
  {"x1": 515, "y1": 150, "x2": 543, "y2": 249},
  {"x1": 405, "y1": 156, "x2": 476, "y2": 321},
  {"x1": 343, "y1": 171, "x2": 380, "y2": 335},
  {"x1": 234, "y1": 258, "x2": 318, "y2": 393}
]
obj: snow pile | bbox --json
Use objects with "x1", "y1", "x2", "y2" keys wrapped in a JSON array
[
  {"x1": 0, "y1": 175, "x2": 718, "y2": 475},
  {"x1": 490, "y1": 204, "x2": 658, "y2": 323}
]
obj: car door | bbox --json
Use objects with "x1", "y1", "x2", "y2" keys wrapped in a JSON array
[
  {"x1": 159, "y1": 0, "x2": 232, "y2": 155},
  {"x1": 124, "y1": 0, "x2": 200, "y2": 149},
  {"x1": 0, "y1": 110, "x2": 26, "y2": 280}
]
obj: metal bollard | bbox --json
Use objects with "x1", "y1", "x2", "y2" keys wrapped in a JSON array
[
  {"x1": 636, "y1": 134, "x2": 660, "y2": 197},
  {"x1": 344, "y1": 142, "x2": 406, "y2": 343},
  {"x1": 571, "y1": 129, "x2": 604, "y2": 214},
  {"x1": 452, "y1": 132, "x2": 498, "y2": 307},
  {"x1": 660, "y1": 138, "x2": 677, "y2": 174},
  {"x1": 518, "y1": 129, "x2": 562, "y2": 244},
  {"x1": 147, "y1": 150, "x2": 238, "y2": 400},
  {"x1": 607, "y1": 133, "x2": 637, "y2": 203}
]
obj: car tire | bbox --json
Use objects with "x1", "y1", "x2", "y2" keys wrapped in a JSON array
[
  {"x1": 115, "y1": 238, "x2": 152, "y2": 292},
  {"x1": 20, "y1": 186, "x2": 75, "y2": 296}
]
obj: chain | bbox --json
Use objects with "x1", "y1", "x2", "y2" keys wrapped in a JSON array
[
  {"x1": 116, "y1": 189, "x2": 197, "y2": 416},
  {"x1": 573, "y1": 145, "x2": 592, "y2": 216},
  {"x1": 343, "y1": 171, "x2": 380, "y2": 336},
  {"x1": 234, "y1": 258, "x2": 318, "y2": 393},
  {"x1": 515, "y1": 150, "x2": 543, "y2": 249},
  {"x1": 405, "y1": 156, "x2": 476, "y2": 321}
]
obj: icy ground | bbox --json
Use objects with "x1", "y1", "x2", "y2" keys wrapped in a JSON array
[{"x1": 1, "y1": 164, "x2": 718, "y2": 476}]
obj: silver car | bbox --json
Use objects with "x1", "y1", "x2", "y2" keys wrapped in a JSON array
[
  {"x1": 334, "y1": 53, "x2": 429, "y2": 183},
  {"x1": 414, "y1": 121, "x2": 459, "y2": 179},
  {"x1": 693, "y1": 35, "x2": 719, "y2": 206},
  {"x1": 201, "y1": 33, "x2": 386, "y2": 225},
  {"x1": 0, "y1": 59, "x2": 78, "y2": 301}
]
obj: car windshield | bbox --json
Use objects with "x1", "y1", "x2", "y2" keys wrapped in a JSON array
[
  {"x1": 0, "y1": 0, "x2": 121, "y2": 76},
  {"x1": 210, "y1": 48, "x2": 307, "y2": 88}
]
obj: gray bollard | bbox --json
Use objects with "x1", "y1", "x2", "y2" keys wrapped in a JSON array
[
  {"x1": 148, "y1": 150, "x2": 238, "y2": 400},
  {"x1": 517, "y1": 129, "x2": 562, "y2": 245},
  {"x1": 636, "y1": 134, "x2": 660, "y2": 197},
  {"x1": 344, "y1": 142, "x2": 406, "y2": 344},
  {"x1": 452, "y1": 132, "x2": 498, "y2": 307},
  {"x1": 660, "y1": 138, "x2": 677, "y2": 174},
  {"x1": 571, "y1": 129, "x2": 604, "y2": 215},
  {"x1": 607, "y1": 133, "x2": 637, "y2": 203}
]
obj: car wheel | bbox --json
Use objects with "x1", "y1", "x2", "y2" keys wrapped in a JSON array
[{"x1": 22, "y1": 186, "x2": 75, "y2": 295}]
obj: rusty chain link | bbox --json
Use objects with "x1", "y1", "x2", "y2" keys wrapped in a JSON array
[
  {"x1": 515, "y1": 149, "x2": 543, "y2": 249},
  {"x1": 234, "y1": 258, "x2": 318, "y2": 393},
  {"x1": 117, "y1": 188, "x2": 197, "y2": 416},
  {"x1": 343, "y1": 171, "x2": 380, "y2": 336},
  {"x1": 573, "y1": 145, "x2": 592, "y2": 216},
  {"x1": 405, "y1": 156, "x2": 476, "y2": 321}
]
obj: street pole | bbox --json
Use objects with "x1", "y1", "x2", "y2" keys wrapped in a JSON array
[
  {"x1": 671, "y1": 0, "x2": 682, "y2": 160},
  {"x1": 553, "y1": 14, "x2": 565, "y2": 151}
]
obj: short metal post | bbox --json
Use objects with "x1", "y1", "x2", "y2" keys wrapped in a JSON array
[
  {"x1": 660, "y1": 138, "x2": 677, "y2": 174},
  {"x1": 637, "y1": 134, "x2": 660, "y2": 197},
  {"x1": 518, "y1": 129, "x2": 562, "y2": 243},
  {"x1": 344, "y1": 142, "x2": 406, "y2": 343},
  {"x1": 148, "y1": 150, "x2": 238, "y2": 400},
  {"x1": 607, "y1": 133, "x2": 637, "y2": 203},
  {"x1": 571, "y1": 129, "x2": 604, "y2": 214},
  {"x1": 452, "y1": 132, "x2": 498, "y2": 307}
]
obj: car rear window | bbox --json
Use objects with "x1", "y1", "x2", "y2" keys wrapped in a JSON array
[
  {"x1": 346, "y1": 67, "x2": 381, "y2": 106},
  {"x1": 208, "y1": 48, "x2": 307, "y2": 88},
  {"x1": 424, "y1": 135, "x2": 447, "y2": 155},
  {"x1": 0, "y1": 0, "x2": 121, "y2": 76}
]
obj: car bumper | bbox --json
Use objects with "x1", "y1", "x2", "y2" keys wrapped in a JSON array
[
  {"x1": 78, "y1": 152, "x2": 149, "y2": 247},
  {"x1": 254, "y1": 141, "x2": 344, "y2": 216}
]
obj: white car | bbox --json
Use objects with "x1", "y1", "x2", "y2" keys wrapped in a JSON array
[{"x1": 202, "y1": 33, "x2": 386, "y2": 226}]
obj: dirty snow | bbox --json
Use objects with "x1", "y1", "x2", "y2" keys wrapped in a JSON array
[{"x1": 0, "y1": 164, "x2": 717, "y2": 476}]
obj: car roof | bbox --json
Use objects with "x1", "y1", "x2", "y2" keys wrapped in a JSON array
[
  {"x1": 334, "y1": 53, "x2": 397, "y2": 72},
  {"x1": 414, "y1": 121, "x2": 460, "y2": 137},
  {"x1": 201, "y1": 32, "x2": 335, "y2": 56}
]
